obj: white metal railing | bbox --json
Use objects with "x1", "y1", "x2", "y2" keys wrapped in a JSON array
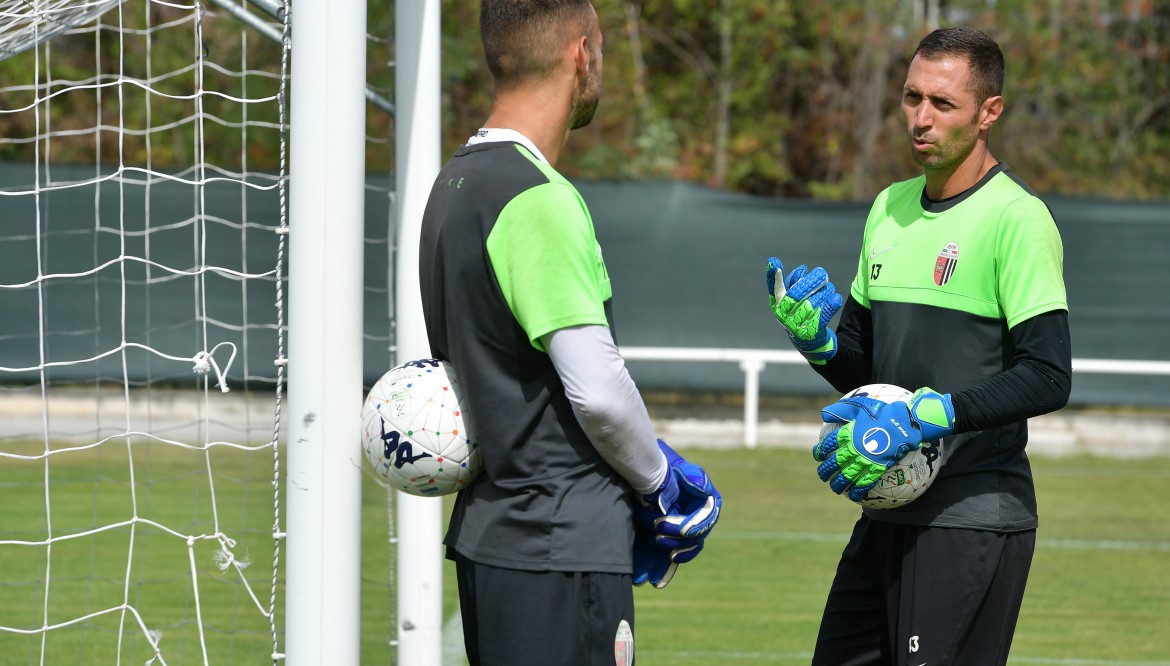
[{"x1": 619, "y1": 347, "x2": 1170, "y2": 448}]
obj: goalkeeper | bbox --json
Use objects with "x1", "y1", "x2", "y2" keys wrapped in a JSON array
[
  {"x1": 765, "y1": 28, "x2": 1071, "y2": 666},
  {"x1": 418, "y1": 3, "x2": 720, "y2": 665}
]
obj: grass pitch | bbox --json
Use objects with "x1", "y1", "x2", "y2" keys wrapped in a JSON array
[{"x1": 1, "y1": 441, "x2": 1167, "y2": 665}]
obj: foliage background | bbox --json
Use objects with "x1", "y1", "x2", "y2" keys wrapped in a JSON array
[
  {"x1": 0, "y1": 0, "x2": 1166, "y2": 202},
  {"x1": 435, "y1": 0, "x2": 1169, "y2": 200}
]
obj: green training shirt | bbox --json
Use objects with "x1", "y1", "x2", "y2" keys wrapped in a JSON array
[
  {"x1": 850, "y1": 163, "x2": 1067, "y2": 531},
  {"x1": 419, "y1": 139, "x2": 633, "y2": 572}
]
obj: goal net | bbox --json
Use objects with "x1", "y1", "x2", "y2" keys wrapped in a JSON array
[{"x1": 0, "y1": 0, "x2": 396, "y2": 663}]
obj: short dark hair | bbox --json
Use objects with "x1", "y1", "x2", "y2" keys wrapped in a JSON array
[
  {"x1": 913, "y1": 27, "x2": 1005, "y2": 105},
  {"x1": 480, "y1": 0, "x2": 594, "y2": 90}
]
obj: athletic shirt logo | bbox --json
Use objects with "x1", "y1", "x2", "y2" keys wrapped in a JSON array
[
  {"x1": 933, "y1": 242, "x2": 959, "y2": 286},
  {"x1": 862, "y1": 427, "x2": 892, "y2": 455}
]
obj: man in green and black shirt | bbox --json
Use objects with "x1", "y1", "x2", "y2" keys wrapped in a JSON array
[
  {"x1": 766, "y1": 28, "x2": 1071, "y2": 665},
  {"x1": 419, "y1": 3, "x2": 721, "y2": 664}
]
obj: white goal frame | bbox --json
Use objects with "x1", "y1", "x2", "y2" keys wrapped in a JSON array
[
  {"x1": 282, "y1": 0, "x2": 367, "y2": 663},
  {"x1": 285, "y1": 1, "x2": 443, "y2": 665}
]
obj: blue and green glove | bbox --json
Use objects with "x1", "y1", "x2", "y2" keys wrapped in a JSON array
[
  {"x1": 633, "y1": 440, "x2": 721, "y2": 587},
  {"x1": 813, "y1": 388, "x2": 955, "y2": 502},
  {"x1": 765, "y1": 258, "x2": 844, "y2": 364}
]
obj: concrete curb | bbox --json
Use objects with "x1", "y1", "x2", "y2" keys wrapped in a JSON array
[{"x1": 2, "y1": 388, "x2": 1168, "y2": 458}]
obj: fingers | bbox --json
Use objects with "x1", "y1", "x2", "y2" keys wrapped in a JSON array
[
  {"x1": 650, "y1": 561, "x2": 677, "y2": 588},
  {"x1": 834, "y1": 395, "x2": 888, "y2": 421},
  {"x1": 784, "y1": 266, "x2": 827, "y2": 301},
  {"x1": 633, "y1": 530, "x2": 678, "y2": 588},
  {"x1": 806, "y1": 281, "x2": 843, "y2": 327},
  {"x1": 653, "y1": 493, "x2": 718, "y2": 539},
  {"x1": 667, "y1": 539, "x2": 704, "y2": 565},
  {"x1": 816, "y1": 455, "x2": 841, "y2": 481},
  {"x1": 847, "y1": 482, "x2": 876, "y2": 503},
  {"x1": 632, "y1": 553, "x2": 677, "y2": 588},
  {"x1": 783, "y1": 264, "x2": 809, "y2": 292},
  {"x1": 653, "y1": 532, "x2": 704, "y2": 552},
  {"x1": 828, "y1": 470, "x2": 853, "y2": 494},
  {"x1": 767, "y1": 260, "x2": 836, "y2": 306},
  {"x1": 820, "y1": 290, "x2": 844, "y2": 325},
  {"x1": 812, "y1": 432, "x2": 841, "y2": 462},
  {"x1": 821, "y1": 402, "x2": 862, "y2": 426},
  {"x1": 766, "y1": 257, "x2": 784, "y2": 298}
]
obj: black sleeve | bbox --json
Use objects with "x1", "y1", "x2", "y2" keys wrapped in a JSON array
[
  {"x1": 950, "y1": 309, "x2": 1072, "y2": 434},
  {"x1": 811, "y1": 296, "x2": 874, "y2": 394}
]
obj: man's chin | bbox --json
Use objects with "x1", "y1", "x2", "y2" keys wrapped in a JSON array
[
  {"x1": 570, "y1": 101, "x2": 599, "y2": 130},
  {"x1": 911, "y1": 151, "x2": 943, "y2": 170}
]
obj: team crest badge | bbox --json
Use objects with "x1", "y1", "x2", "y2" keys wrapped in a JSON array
[
  {"x1": 614, "y1": 619, "x2": 633, "y2": 666},
  {"x1": 933, "y1": 242, "x2": 959, "y2": 286}
]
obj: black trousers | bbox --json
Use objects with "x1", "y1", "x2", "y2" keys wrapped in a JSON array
[
  {"x1": 454, "y1": 551, "x2": 636, "y2": 666},
  {"x1": 812, "y1": 516, "x2": 1035, "y2": 666}
]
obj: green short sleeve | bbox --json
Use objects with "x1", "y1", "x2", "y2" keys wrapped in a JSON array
[
  {"x1": 997, "y1": 196, "x2": 1067, "y2": 328},
  {"x1": 486, "y1": 181, "x2": 612, "y2": 351}
]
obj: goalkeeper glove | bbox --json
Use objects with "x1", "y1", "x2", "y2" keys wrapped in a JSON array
[
  {"x1": 812, "y1": 387, "x2": 955, "y2": 502},
  {"x1": 638, "y1": 440, "x2": 721, "y2": 545},
  {"x1": 765, "y1": 258, "x2": 844, "y2": 364},
  {"x1": 632, "y1": 526, "x2": 704, "y2": 589}
]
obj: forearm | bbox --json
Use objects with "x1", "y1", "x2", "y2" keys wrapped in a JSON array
[
  {"x1": 950, "y1": 310, "x2": 1072, "y2": 434},
  {"x1": 542, "y1": 325, "x2": 668, "y2": 495},
  {"x1": 811, "y1": 296, "x2": 874, "y2": 394}
]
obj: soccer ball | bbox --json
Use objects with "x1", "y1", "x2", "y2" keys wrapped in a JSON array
[
  {"x1": 361, "y1": 358, "x2": 482, "y2": 497},
  {"x1": 818, "y1": 383, "x2": 944, "y2": 509}
]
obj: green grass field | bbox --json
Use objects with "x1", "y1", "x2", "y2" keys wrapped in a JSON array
[{"x1": 1, "y1": 440, "x2": 1168, "y2": 665}]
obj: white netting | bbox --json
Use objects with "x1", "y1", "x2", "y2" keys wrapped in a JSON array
[
  {"x1": 0, "y1": 0, "x2": 126, "y2": 60},
  {"x1": 0, "y1": 1, "x2": 291, "y2": 663}
]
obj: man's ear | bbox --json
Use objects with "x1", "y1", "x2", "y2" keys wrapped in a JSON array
[
  {"x1": 572, "y1": 34, "x2": 591, "y2": 77},
  {"x1": 979, "y1": 95, "x2": 1004, "y2": 130}
]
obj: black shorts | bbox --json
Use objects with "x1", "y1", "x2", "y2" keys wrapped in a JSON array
[
  {"x1": 453, "y1": 552, "x2": 636, "y2": 666},
  {"x1": 812, "y1": 516, "x2": 1035, "y2": 666}
]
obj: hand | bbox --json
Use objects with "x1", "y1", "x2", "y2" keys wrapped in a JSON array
[
  {"x1": 638, "y1": 440, "x2": 722, "y2": 543},
  {"x1": 765, "y1": 257, "x2": 843, "y2": 364},
  {"x1": 812, "y1": 388, "x2": 955, "y2": 502},
  {"x1": 632, "y1": 526, "x2": 705, "y2": 589}
]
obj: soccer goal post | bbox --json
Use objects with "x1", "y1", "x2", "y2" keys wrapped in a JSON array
[
  {"x1": 391, "y1": 1, "x2": 445, "y2": 664},
  {"x1": 283, "y1": 0, "x2": 366, "y2": 663},
  {"x1": 285, "y1": 0, "x2": 444, "y2": 662}
]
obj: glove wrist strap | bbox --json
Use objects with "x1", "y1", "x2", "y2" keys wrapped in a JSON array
[{"x1": 911, "y1": 392, "x2": 955, "y2": 442}]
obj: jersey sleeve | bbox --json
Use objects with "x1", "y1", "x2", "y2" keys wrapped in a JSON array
[
  {"x1": 849, "y1": 190, "x2": 886, "y2": 308},
  {"x1": 486, "y1": 182, "x2": 612, "y2": 351},
  {"x1": 996, "y1": 196, "x2": 1067, "y2": 329}
]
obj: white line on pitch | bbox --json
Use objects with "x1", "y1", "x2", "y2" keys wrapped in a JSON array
[
  {"x1": 717, "y1": 530, "x2": 1170, "y2": 551},
  {"x1": 442, "y1": 606, "x2": 468, "y2": 666},
  {"x1": 640, "y1": 650, "x2": 1170, "y2": 665}
]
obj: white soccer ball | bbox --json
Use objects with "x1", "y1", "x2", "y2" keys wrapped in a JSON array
[
  {"x1": 361, "y1": 358, "x2": 482, "y2": 497},
  {"x1": 818, "y1": 383, "x2": 944, "y2": 509}
]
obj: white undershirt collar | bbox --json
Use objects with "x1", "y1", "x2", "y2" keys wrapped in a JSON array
[{"x1": 467, "y1": 127, "x2": 548, "y2": 164}]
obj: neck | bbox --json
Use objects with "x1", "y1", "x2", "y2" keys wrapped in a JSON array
[
  {"x1": 924, "y1": 141, "x2": 998, "y2": 200},
  {"x1": 483, "y1": 85, "x2": 573, "y2": 167}
]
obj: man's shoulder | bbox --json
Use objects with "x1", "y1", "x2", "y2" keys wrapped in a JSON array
[
  {"x1": 457, "y1": 142, "x2": 580, "y2": 194},
  {"x1": 868, "y1": 174, "x2": 925, "y2": 216},
  {"x1": 441, "y1": 143, "x2": 579, "y2": 210},
  {"x1": 876, "y1": 174, "x2": 926, "y2": 202}
]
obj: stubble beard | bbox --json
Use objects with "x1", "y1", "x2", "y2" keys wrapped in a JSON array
[
  {"x1": 569, "y1": 68, "x2": 601, "y2": 130},
  {"x1": 909, "y1": 113, "x2": 981, "y2": 172}
]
